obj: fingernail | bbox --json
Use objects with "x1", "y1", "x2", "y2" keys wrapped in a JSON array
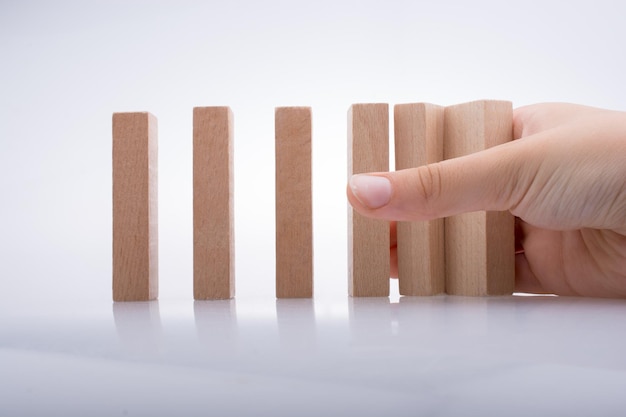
[{"x1": 349, "y1": 175, "x2": 392, "y2": 209}]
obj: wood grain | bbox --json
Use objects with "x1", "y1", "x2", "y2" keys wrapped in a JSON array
[
  {"x1": 394, "y1": 103, "x2": 445, "y2": 295},
  {"x1": 275, "y1": 107, "x2": 313, "y2": 298},
  {"x1": 348, "y1": 103, "x2": 390, "y2": 297},
  {"x1": 193, "y1": 107, "x2": 235, "y2": 300},
  {"x1": 443, "y1": 100, "x2": 515, "y2": 296},
  {"x1": 112, "y1": 112, "x2": 158, "y2": 301}
]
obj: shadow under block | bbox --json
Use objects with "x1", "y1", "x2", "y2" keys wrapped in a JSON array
[
  {"x1": 193, "y1": 107, "x2": 235, "y2": 300},
  {"x1": 444, "y1": 100, "x2": 515, "y2": 296},
  {"x1": 348, "y1": 104, "x2": 390, "y2": 297},
  {"x1": 112, "y1": 112, "x2": 158, "y2": 301},
  {"x1": 394, "y1": 103, "x2": 445, "y2": 295},
  {"x1": 275, "y1": 107, "x2": 313, "y2": 298}
]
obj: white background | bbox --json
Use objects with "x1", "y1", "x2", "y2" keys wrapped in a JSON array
[{"x1": 1, "y1": 0, "x2": 626, "y2": 310}]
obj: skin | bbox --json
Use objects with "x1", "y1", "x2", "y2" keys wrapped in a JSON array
[{"x1": 347, "y1": 103, "x2": 626, "y2": 298}]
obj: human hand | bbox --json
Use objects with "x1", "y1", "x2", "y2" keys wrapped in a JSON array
[{"x1": 347, "y1": 103, "x2": 626, "y2": 297}]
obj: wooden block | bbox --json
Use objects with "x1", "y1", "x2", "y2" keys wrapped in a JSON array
[
  {"x1": 394, "y1": 103, "x2": 445, "y2": 295},
  {"x1": 443, "y1": 100, "x2": 515, "y2": 296},
  {"x1": 193, "y1": 107, "x2": 235, "y2": 300},
  {"x1": 112, "y1": 112, "x2": 158, "y2": 301},
  {"x1": 275, "y1": 107, "x2": 313, "y2": 298},
  {"x1": 348, "y1": 103, "x2": 390, "y2": 297}
]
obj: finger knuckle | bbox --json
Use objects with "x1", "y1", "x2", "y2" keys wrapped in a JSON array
[{"x1": 415, "y1": 163, "x2": 442, "y2": 216}]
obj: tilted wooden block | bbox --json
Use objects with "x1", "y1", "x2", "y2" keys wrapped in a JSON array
[
  {"x1": 394, "y1": 103, "x2": 445, "y2": 295},
  {"x1": 193, "y1": 107, "x2": 235, "y2": 300},
  {"x1": 275, "y1": 107, "x2": 313, "y2": 298},
  {"x1": 444, "y1": 100, "x2": 515, "y2": 296},
  {"x1": 348, "y1": 103, "x2": 390, "y2": 297},
  {"x1": 112, "y1": 112, "x2": 159, "y2": 301}
]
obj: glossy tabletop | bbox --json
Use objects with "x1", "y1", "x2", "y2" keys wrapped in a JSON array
[{"x1": 2, "y1": 295, "x2": 626, "y2": 416}]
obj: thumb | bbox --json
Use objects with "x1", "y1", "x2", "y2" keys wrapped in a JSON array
[{"x1": 347, "y1": 140, "x2": 525, "y2": 221}]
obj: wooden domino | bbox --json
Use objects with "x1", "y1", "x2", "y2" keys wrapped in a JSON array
[
  {"x1": 443, "y1": 100, "x2": 515, "y2": 296},
  {"x1": 193, "y1": 107, "x2": 235, "y2": 300},
  {"x1": 348, "y1": 103, "x2": 390, "y2": 297},
  {"x1": 275, "y1": 107, "x2": 313, "y2": 298},
  {"x1": 112, "y1": 112, "x2": 159, "y2": 301},
  {"x1": 394, "y1": 103, "x2": 445, "y2": 295}
]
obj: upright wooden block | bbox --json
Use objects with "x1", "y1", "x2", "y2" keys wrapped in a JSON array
[
  {"x1": 348, "y1": 103, "x2": 390, "y2": 297},
  {"x1": 193, "y1": 107, "x2": 235, "y2": 300},
  {"x1": 444, "y1": 100, "x2": 515, "y2": 296},
  {"x1": 275, "y1": 107, "x2": 313, "y2": 298},
  {"x1": 394, "y1": 103, "x2": 445, "y2": 295},
  {"x1": 112, "y1": 112, "x2": 158, "y2": 301}
]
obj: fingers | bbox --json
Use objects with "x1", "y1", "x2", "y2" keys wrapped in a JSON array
[
  {"x1": 390, "y1": 221, "x2": 398, "y2": 278},
  {"x1": 347, "y1": 139, "x2": 525, "y2": 222},
  {"x1": 513, "y1": 217, "x2": 547, "y2": 294},
  {"x1": 515, "y1": 253, "x2": 550, "y2": 294},
  {"x1": 349, "y1": 110, "x2": 625, "y2": 230},
  {"x1": 390, "y1": 246, "x2": 398, "y2": 279}
]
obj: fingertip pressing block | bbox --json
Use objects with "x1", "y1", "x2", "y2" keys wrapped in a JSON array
[
  {"x1": 193, "y1": 106, "x2": 235, "y2": 300},
  {"x1": 394, "y1": 103, "x2": 445, "y2": 295},
  {"x1": 348, "y1": 103, "x2": 390, "y2": 297},
  {"x1": 275, "y1": 107, "x2": 313, "y2": 298},
  {"x1": 443, "y1": 100, "x2": 515, "y2": 296},
  {"x1": 112, "y1": 112, "x2": 159, "y2": 302}
]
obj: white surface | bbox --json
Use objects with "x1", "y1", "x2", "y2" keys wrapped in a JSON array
[{"x1": 3, "y1": 295, "x2": 626, "y2": 416}]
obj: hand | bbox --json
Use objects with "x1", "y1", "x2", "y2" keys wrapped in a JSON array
[{"x1": 347, "y1": 103, "x2": 626, "y2": 297}]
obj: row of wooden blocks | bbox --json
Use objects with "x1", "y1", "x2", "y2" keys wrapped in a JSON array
[
  {"x1": 350, "y1": 101, "x2": 514, "y2": 298},
  {"x1": 112, "y1": 100, "x2": 514, "y2": 302}
]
